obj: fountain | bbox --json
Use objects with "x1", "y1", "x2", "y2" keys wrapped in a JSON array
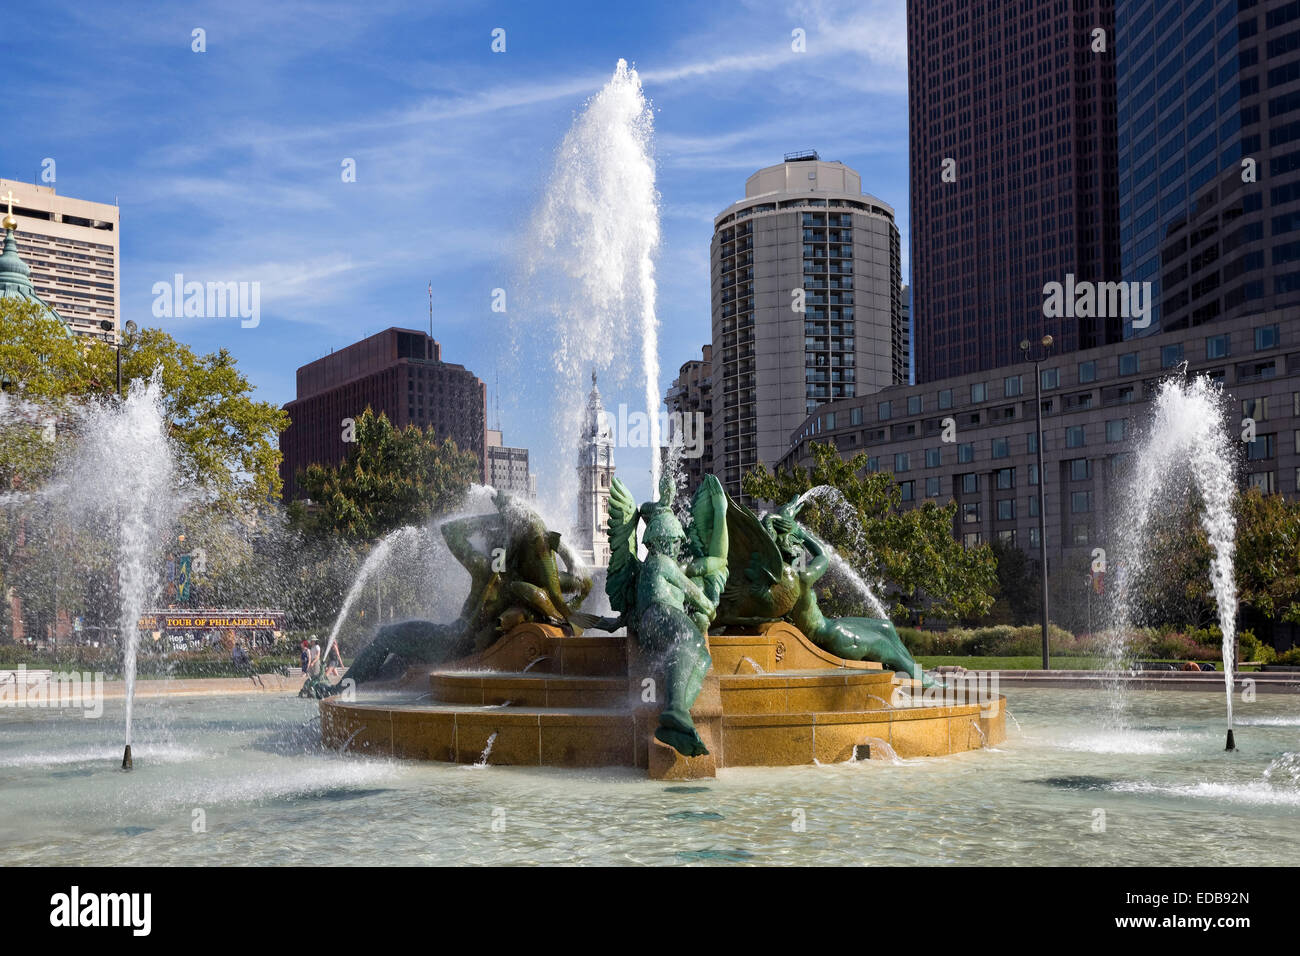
[
  {"x1": 59, "y1": 379, "x2": 179, "y2": 770},
  {"x1": 1105, "y1": 374, "x2": 1240, "y2": 750},
  {"x1": 519, "y1": 58, "x2": 662, "y2": 507}
]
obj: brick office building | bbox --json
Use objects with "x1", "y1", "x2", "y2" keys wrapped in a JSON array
[{"x1": 279, "y1": 327, "x2": 486, "y2": 501}]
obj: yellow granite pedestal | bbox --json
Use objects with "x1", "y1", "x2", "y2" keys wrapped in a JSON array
[{"x1": 320, "y1": 621, "x2": 1006, "y2": 778}]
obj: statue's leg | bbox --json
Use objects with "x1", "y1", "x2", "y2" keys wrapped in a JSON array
[
  {"x1": 334, "y1": 619, "x2": 468, "y2": 689},
  {"x1": 814, "y1": 618, "x2": 936, "y2": 688},
  {"x1": 639, "y1": 604, "x2": 712, "y2": 757}
]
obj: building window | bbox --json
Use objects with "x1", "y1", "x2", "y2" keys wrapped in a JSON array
[
  {"x1": 938, "y1": 388, "x2": 953, "y2": 409},
  {"x1": 866, "y1": 456, "x2": 879, "y2": 471},
  {"x1": 908, "y1": 395, "x2": 923, "y2": 415},
  {"x1": 997, "y1": 529, "x2": 1016, "y2": 545},
  {"x1": 1247, "y1": 434, "x2": 1276, "y2": 460},
  {"x1": 962, "y1": 501, "x2": 980, "y2": 525},
  {"x1": 1071, "y1": 491, "x2": 1093, "y2": 513},
  {"x1": 997, "y1": 499, "x2": 1015, "y2": 521},
  {"x1": 878, "y1": 400, "x2": 892, "y2": 421},
  {"x1": 964, "y1": 532, "x2": 983, "y2": 549},
  {"x1": 1207, "y1": 333, "x2": 1230, "y2": 360},
  {"x1": 1106, "y1": 419, "x2": 1127, "y2": 442},
  {"x1": 961, "y1": 473, "x2": 978, "y2": 494},
  {"x1": 1078, "y1": 360, "x2": 1097, "y2": 383},
  {"x1": 1040, "y1": 367, "x2": 1059, "y2": 390},
  {"x1": 995, "y1": 468, "x2": 1015, "y2": 489},
  {"x1": 925, "y1": 447, "x2": 941, "y2": 468},
  {"x1": 900, "y1": 480, "x2": 915, "y2": 501},
  {"x1": 1028, "y1": 495, "x2": 1039, "y2": 517},
  {"x1": 1027, "y1": 432, "x2": 1039, "y2": 454},
  {"x1": 1069, "y1": 458, "x2": 1091, "y2": 480},
  {"x1": 850, "y1": 406, "x2": 863, "y2": 425},
  {"x1": 958, "y1": 442, "x2": 974, "y2": 463},
  {"x1": 1004, "y1": 374, "x2": 1023, "y2": 397},
  {"x1": 971, "y1": 382, "x2": 987, "y2": 403},
  {"x1": 1119, "y1": 352, "x2": 1139, "y2": 375},
  {"x1": 825, "y1": 411, "x2": 836, "y2": 429},
  {"x1": 1161, "y1": 343, "x2": 1184, "y2": 368},
  {"x1": 926, "y1": 476, "x2": 941, "y2": 497},
  {"x1": 1243, "y1": 397, "x2": 1269, "y2": 422},
  {"x1": 1248, "y1": 471, "x2": 1276, "y2": 493},
  {"x1": 1029, "y1": 527, "x2": 1041, "y2": 548},
  {"x1": 1072, "y1": 524, "x2": 1090, "y2": 545},
  {"x1": 1255, "y1": 324, "x2": 1280, "y2": 350},
  {"x1": 992, "y1": 437, "x2": 1009, "y2": 458},
  {"x1": 1066, "y1": 425, "x2": 1086, "y2": 448},
  {"x1": 894, "y1": 452, "x2": 910, "y2": 472},
  {"x1": 1029, "y1": 463, "x2": 1039, "y2": 485}
]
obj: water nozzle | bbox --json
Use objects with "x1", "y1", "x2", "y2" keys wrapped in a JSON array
[
  {"x1": 1225, "y1": 729, "x2": 1235, "y2": 752},
  {"x1": 121, "y1": 744, "x2": 133, "y2": 771}
]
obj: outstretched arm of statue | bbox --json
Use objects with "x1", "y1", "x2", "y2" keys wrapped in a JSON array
[
  {"x1": 795, "y1": 527, "x2": 832, "y2": 584},
  {"x1": 441, "y1": 514, "x2": 499, "y2": 578}
]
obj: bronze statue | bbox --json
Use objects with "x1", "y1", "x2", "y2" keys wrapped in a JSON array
[
  {"x1": 715, "y1": 494, "x2": 935, "y2": 687},
  {"x1": 302, "y1": 491, "x2": 590, "y2": 697},
  {"x1": 599, "y1": 473, "x2": 728, "y2": 757}
]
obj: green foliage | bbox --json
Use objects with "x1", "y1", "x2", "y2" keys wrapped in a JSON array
[
  {"x1": 293, "y1": 407, "x2": 479, "y2": 542},
  {"x1": 1275, "y1": 647, "x2": 1300, "y2": 666},
  {"x1": 0, "y1": 298, "x2": 287, "y2": 510},
  {"x1": 742, "y1": 442, "x2": 997, "y2": 621},
  {"x1": 987, "y1": 536, "x2": 1040, "y2": 625},
  {"x1": 0, "y1": 298, "x2": 94, "y2": 399},
  {"x1": 1233, "y1": 488, "x2": 1300, "y2": 627},
  {"x1": 1238, "y1": 629, "x2": 1275, "y2": 664},
  {"x1": 897, "y1": 623, "x2": 1078, "y2": 656}
]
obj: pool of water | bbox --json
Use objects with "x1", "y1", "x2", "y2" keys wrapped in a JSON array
[{"x1": 1, "y1": 687, "x2": 1297, "y2": 865}]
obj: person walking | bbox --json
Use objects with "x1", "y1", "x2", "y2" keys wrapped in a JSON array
[{"x1": 300, "y1": 639, "x2": 311, "y2": 676}]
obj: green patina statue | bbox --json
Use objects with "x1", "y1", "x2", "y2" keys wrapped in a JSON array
[
  {"x1": 599, "y1": 473, "x2": 728, "y2": 758},
  {"x1": 715, "y1": 494, "x2": 935, "y2": 688},
  {"x1": 301, "y1": 490, "x2": 591, "y2": 698}
]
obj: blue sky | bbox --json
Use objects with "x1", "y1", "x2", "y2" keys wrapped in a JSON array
[{"x1": 7, "y1": 0, "x2": 910, "y2": 506}]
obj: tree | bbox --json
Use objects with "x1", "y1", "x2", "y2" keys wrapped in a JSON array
[
  {"x1": 292, "y1": 407, "x2": 480, "y2": 541},
  {"x1": 0, "y1": 299, "x2": 96, "y2": 399},
  {"x1": 85, "y1": 327, "x2": 288, "y2": 509},
  {"x1": 986, "y1": 536, "x2": 1039, "y2": 625},
  {"x1": 742, "y1": 442, "x2": 998, "y2": 622},
  {"x1": 0, "y1": 298, "x2": 288, "y2": 510},
  {"x1": 1234, "y1": 487, "x2": 1300, "y2": 626}
]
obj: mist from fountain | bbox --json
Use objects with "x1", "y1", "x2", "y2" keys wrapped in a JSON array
[
  {"x1": 1103, "y1": 375, "x2": 1239, "y2": 742},
  {"x1": 63, "y1": 378, "x2": 179, "y2": 762},
  {"x1": 787, "y1": 484, "x2": 891, "y2": 618},
  {"x1": 518, "y1": 58, "x2": 662, "y2": 512}
]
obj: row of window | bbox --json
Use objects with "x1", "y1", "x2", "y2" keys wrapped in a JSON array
[{"x1": 875, "y1": 325, "x2": 1282, "y2": 423}]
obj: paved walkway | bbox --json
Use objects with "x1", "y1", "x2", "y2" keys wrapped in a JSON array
[{"x1": 954, "y1": 668, "x2": 1300, "y2": 693}]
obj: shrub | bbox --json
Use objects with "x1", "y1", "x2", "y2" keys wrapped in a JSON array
[
  {"x1": 1238, "y1": 629, "x2": 1275, "y2": 664},
  {"x1": 1275, "y1": 646, "x2": 1300, "y2": 666}
]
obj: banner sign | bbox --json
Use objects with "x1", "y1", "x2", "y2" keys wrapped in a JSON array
[{"x1": 137, "y1": 610, "x2": 285, "y2": 631}]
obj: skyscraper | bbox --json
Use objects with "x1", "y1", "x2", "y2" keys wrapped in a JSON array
[
  {"x1": 711, "y1": 152, "x2": 902, "y2": 499},
  {"x1": 1117, "y1": 0, "x2": 1300, "y2": 331},
  {"x1": 663, "y1": 344, "x2": 713, "y2": 498},
  {"x1": 279, "y1": 327, "x2": 486, "y2": 501},
  {"x1": 0, "y1": 177, "x2": 119, "y2": 342},
  {"x1": 907, "y1": 0, "x2": 1122, "y2": 382}
]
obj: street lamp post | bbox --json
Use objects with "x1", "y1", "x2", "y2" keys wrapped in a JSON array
[
  {"x1": 99, "y1": 320, "x2": 137, "y2": 399},
  {"x1": 1021, "y1": 334, "x2": 1054, "y2": 670}
]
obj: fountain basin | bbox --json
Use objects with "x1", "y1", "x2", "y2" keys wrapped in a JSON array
[{"x1": 321, "y1": 622, "x2": 1006, "y2": 777}]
